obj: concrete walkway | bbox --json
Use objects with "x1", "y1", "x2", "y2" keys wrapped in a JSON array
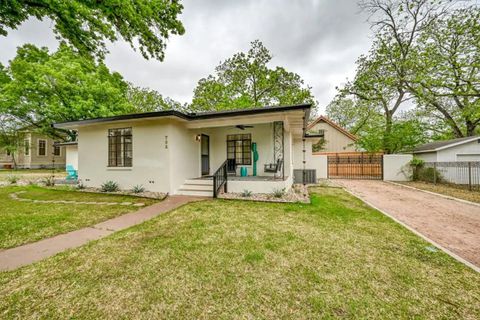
[
  {"x1": 0, "y1": 195, "x2": 205, "y2": 271},
  {"x1": 336, "y1": 180, "x2": 480, "y2": 270}
]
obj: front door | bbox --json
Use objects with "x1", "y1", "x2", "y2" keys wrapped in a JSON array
[{"x1": 201, "y1": 134, "x2": 210, "y2": 176}]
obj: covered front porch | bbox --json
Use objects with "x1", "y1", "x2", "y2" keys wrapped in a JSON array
[
  {"x1": 173, "y1": 106, "x2": 307, "y2": 197},
  {"x1": 192, "y1": 121, "x2": 291, "y2": 180}
]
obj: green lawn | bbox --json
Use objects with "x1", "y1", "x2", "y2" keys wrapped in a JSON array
[
  {"x1": 0, "y1": 185, "x2": 157, "y2": 249},
  {"x1": 0, "y1": 168, "x2": 66, "y2": 183},
  {"x1": 401, "y1": 181, "x2": 480, "y2": 204},
  {"x1": 0, "y1": 187, "x2": 478, "y2": 319}
]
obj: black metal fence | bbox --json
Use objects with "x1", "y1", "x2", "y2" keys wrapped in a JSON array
[{"x1": 414, "y1": 161, "x2": 480, "y2": 191}]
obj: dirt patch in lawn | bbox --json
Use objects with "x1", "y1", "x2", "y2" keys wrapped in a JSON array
[
  {"x1": 336, "y1": 180, "x2": 480, "y2": 269},
  {"x1": 400, "y1": 181, "x2": 480, "y2": 204}
]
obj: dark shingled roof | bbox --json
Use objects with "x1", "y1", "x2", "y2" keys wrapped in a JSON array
[
  {"x1": 414, "y1": 136, "x2": 480, "y2": 152},
  {"x1": 53, "y1": 103, "x2": 311, "y2": 128}
]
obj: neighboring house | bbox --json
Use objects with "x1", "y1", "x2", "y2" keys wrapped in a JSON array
[
  {"x1": 0, "y1": 149, "x2": 13, "y2": 169},
  {"x1": 54, "y1": 104, "x2": 313, "y2": 196},
  {"x1": 413, "y1": 136, "x2": 480, "y2": 162},
  {"x1": 306, "y1": 116, "x2": 358, "y2": 153},
  {"x1": 0, "y1": 131, "x2": 66, "y2": 169}
]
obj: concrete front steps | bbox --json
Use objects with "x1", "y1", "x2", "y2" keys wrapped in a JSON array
[{"x1": 176, "y1": 179, "x2": 213, "y2": 197}]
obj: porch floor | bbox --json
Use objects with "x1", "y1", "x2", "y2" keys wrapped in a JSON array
[{"x1": 194, "y1": 175, "x2": 287, "y2": 182}]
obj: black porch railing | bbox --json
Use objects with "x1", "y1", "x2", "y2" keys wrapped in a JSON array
[
  {"x1": 413, "y1": 161, "x2": 480, "y2": 191},
  {"x1": 213, "y1": 160, "x2": 228, "y2": 198}
]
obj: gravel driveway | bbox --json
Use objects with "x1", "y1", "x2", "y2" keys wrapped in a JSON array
[{"x1": 335, "y1": 180, "x2": 480, "y2": 269}]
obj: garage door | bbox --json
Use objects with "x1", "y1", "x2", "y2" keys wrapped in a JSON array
[
  {"x1": 328, "y1": 153, "x2": 383, "y2": 180},
  {"x1": 457, "y1": 154, "x2": 480, "y2": 161}
]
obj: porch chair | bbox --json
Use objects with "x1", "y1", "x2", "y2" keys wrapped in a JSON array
[
  {"x1": 66, "y1": 164, "x2": 78, "y2": 180},
  {"x1": 264, "y1": 159, "x2": 283, "y2": 174}
]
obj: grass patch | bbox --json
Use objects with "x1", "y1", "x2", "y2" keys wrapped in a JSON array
[
  {"x1": 0, "y1": 185, "x2": 157, "y2": 249},
  {"x1": 401, "y1": 181, "x2": 480, "y2": 204},
  {"x1": 0, "y1": 169, "x2": 66, "y2": 183},
  {"x1": 0, "y1": 186, "x2": 479, "y2": 318}
]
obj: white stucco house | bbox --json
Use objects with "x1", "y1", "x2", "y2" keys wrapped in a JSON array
[
  {"x1": 413, "y1": 136, "x2": 480, "y2": 162},
  {"x1": 54, "y1": 104, "x2": 316, "y2": 197}
]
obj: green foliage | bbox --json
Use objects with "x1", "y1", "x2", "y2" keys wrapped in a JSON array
[
  {"x1": 0, "y1": 0, "x2": 185, "y2": 60},
  {"x1": 132, "y1": 185, "x2": 145, "y2": 194},
  {"x1": 190, "y1": 40, "x2": 316, "y2": 111},
  {"x1": 410, "y1": 157, "x2": 425, "y2": 181},
  {"x1": 76, "y1": 182, "x2": 86, "y2": 190},
  {"x1": 126, "y1": 84, "x2": 185, "y2": 113},
  {"x1": 326, "y1": 97, "x2": 379, "y2": 134},
  {"x1": 408, "y1": 7, "x2": 480, "y2": 137},
  {"x1": 272, "y1": 188, "x2": 286, "y2": 198},
  {"x1": 42, "y1": 176, "x2": 55, "y2": 187},
  {"x1": 330, "y1": 0, "x2": 477, "y2": 151},
  {"x1": 415, "y1": 167, "x2": 443, "y2": 184},
  {"x1": 101, "y1": 181, "x2": 119, "y2": 192},
  {"x1": 6, "y1": 175, "x2": 19, "y2": 184},
  {"x1": 410, "y1": 157, "x2": 425, "y2": 167},
  {"x1": 311, "y1": 139, "x2": 326, "y2": 153},
  {"x1": 0, "y1": 116, "x2": 24, "y2": 167},
  {"x1": 0, "y1": 44, "x2": 135, "y2": 139},
  {"x1": 241, "y1": 190, "x2": 252, "y2": 198}
]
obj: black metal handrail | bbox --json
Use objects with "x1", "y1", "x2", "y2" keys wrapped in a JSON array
[{"x1": 213, "y1": 160, "x2": 228, "y2": 198}]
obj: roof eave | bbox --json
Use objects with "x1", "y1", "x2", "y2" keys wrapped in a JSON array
[{"x1": 52, "y1": 104, "x2": 312, "y2": 130}]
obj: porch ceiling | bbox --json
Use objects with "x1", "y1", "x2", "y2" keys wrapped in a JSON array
[{"x1": 185, "y1": 110, "x2": 306, "y2": 137}]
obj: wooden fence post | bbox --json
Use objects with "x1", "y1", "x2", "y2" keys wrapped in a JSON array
[{"x1": 433, "y1": 162, "x2": 437, "y2": 185}]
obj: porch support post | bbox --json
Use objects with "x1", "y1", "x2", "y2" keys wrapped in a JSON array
[{"x1": 273, "y1": 121, "x2": 284, "y2": 180}]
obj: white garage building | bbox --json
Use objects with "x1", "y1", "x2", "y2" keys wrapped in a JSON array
[{"x1": 413, "y1": 136, "x2": 480, "y2": 162}]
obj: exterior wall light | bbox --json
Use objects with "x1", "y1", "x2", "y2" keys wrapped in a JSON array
[{"x1": 195, "y1": 134, "x2": 202, "y2": 142}]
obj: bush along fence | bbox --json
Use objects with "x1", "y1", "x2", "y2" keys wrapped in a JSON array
[{"x1": 412, "y1": 161, "x2": 480, "y2": 191}]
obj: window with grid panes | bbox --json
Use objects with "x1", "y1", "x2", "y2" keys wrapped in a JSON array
[
  {"x1": 108, "y1": 128, "x2": 132, "y2": 167},
  {"x1": 227, "y1": 134, "x2": 251, "y2": 165}
]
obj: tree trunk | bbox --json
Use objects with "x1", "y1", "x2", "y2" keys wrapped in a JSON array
[
  {"x1": 383, "y1": 111, "x2": 393, "y2": 154},
  {"x1": 466, "y1": 120, "x2": 477, "y2": 137}
]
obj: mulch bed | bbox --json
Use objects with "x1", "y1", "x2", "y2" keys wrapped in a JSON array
[{"x1": 219, "y1": 184, "x2": 310, "y2": 203}]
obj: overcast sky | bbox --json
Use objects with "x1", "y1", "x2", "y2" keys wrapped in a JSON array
[{"x1": 0, "y1": 0, "x2": 373, "y2": 113}]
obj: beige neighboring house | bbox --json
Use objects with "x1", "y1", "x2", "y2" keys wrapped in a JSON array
[
  {"x1": 54, "y1": 104, "x2": 314, "y2": 197},
  {"x1": 0, "y1": 131, "x2": 66, "y2": 169},
  {"x1": 306, "y1": 116, "x2": 358, "y2": 153}
]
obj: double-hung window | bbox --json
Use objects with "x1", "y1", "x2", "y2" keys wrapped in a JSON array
[
  {"x1": 38, "y1": 139, "x2": 46, "y2": 156},
  {"x1": 108, "y1": 128, "x2": 132, "y2": 167},
  {"x1": 227, "y1": 134, "x2": 251, "y2": 165},
  {"x1": 53, "y1": 143, "x2": 61, "y2": 156}
]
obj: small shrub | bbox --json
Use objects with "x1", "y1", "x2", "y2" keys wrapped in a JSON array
[
  {"x1": 417, "y1": 167, "x2": 443, "y2": 183},
  {"x1": 132, "y1": 184, "x2": 145, "y2": 194},
  {"x1": 272, "y1": 188, "x2": 286, "y2": 198},
  {"x1": 7, "y1": 175, "x2": 19, "y2": 184},
  {"x1": 76, "y1": 181, "x2": 86, "y2": 190},
  {"x1": 241, "y1": 189, "x2": 252, "y2": 197},
  {"x1": 43, "y1": 176, "x2": 55, "y2": 187},
  {"x1": 101, "y1": 180, "x2": 119, "y2": 192}
]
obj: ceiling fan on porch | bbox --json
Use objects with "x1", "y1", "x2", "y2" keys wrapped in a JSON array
[{"x1": 235, "y1": 125, "x2": 254, "y2": 130}]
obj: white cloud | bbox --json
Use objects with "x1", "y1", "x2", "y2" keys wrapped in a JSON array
[{"x1": 0, "y1": 0, "x2": 373, "y2": 114}]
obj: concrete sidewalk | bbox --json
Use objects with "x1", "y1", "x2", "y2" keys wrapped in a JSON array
[{"x1": 0, "y1": 195, "x2": 205, "y2": 271}]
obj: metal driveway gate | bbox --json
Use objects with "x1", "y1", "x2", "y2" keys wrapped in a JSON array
[{"x1": 328, "y1": 153, "x2": 383, "y2": 180}]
